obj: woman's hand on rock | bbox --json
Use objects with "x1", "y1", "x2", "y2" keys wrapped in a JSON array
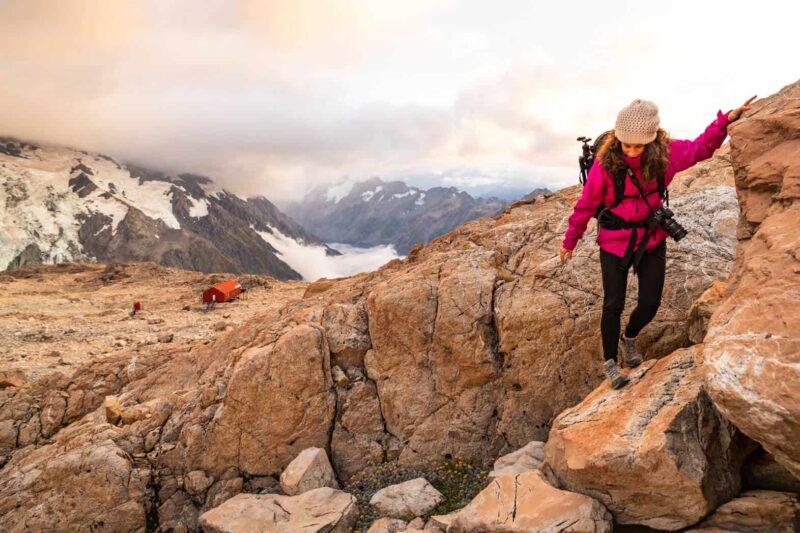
[
  {"x1": 728, "y1": 95, "x2": 757, "y2": 122},
  {"x1": 559, "y1": 247, "x2": 573, "y2": 264}
]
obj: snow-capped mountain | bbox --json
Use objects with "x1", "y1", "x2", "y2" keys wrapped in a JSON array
[
  {"x1": 284, "y1": 177, "x2": 510, "y2": 255},
  {"x1": 0, "y1": 137, "x2": 337, "y2": 280}
]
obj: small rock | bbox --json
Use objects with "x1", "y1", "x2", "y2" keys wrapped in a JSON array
[
  {"x1": 45, "y1": 350, "x2": 61, "y2": 357},
  {"x1": 489, "y1": 440, "x2": 545, "y2": 478},
  {"x1": 280, "y1": 447, "x2": 339, "y2": 496},
  {"x1": 182, "y1": 304, "x2": 191, "y2": 311},
  {"x1": 370, "y1": 478, "x2": 444, "y2": 517},
  {"x1": 184, "y1": 470, "x2": 214, "y2": 496},
  {"x1": 408, "y1": 517, "x2": 425, "y2": 529},
  {"x1": 158, "y1": 334, "x2": 174, "y2": 343},
  {"x1": 280, "y1": 448, "x2": 339, "y2": 496},
  {"x1": 0, "y1": 370, "x2": 28, "y2": 389},
  {"x1": 331, "y1": 365, "x2": 350, "y2": 387},
  {"x1": 213, "y1": 321, "x2": 228, "y2": 332},
  {"x1": 222, "y1": 313, "x2": 231, "y2": 319},
  {"x1": 368, "y1": 517, "x2": 408, "y2": 533},
  {"x1": 147, "y1": 318, "x2": 165, "y2": 325},
  {"x1": 346, "y1": 367, "x2": 365, "y2": 381},
  {"x1": 104, "y1": 396, "x2": 123, "y2": 425}
]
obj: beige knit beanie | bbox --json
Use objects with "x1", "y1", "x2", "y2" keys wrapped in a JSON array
[{"x1": 614, "y1": 99, "x2": 660, "y2": 144}]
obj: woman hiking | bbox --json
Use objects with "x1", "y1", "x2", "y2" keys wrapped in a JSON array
[{"x1": 559, "y1": 96, "x2": 755, "y2": 389}]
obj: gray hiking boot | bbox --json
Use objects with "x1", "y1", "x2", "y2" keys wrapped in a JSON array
[
  {"x1": 620, "y1": 333, "x2": 643, "y2": 368},
  {"x1": 603, "y1": 359, "x2": 630, "y2": 389}
]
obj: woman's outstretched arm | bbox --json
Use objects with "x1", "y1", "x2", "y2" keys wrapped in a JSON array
[{"x1": 668, "y1": 96, "x2": 756, "y2": 177}]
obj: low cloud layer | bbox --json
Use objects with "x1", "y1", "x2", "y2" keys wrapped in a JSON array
[{"x1": 0, "y1": 1, "x2": 795, "y2": 202}]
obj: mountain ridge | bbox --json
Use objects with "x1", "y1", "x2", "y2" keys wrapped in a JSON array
[
  {"x1": 0, "y1": 137, "x2": 337, "y2": 280},
  {"x1": 284, "y1": 176, "x2": 544, "y2": 254}
]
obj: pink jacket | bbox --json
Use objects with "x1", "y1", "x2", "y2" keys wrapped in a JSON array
[{"x1": 562, "y1": 110, "x2": 730, "y2": 257}]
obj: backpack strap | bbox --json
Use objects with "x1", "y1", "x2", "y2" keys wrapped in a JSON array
[{"x1": 610, "y1": 168, "x2": 627, "y2": 209}]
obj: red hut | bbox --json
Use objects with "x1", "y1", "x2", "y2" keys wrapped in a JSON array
[{"x1": 203, "y1": 280, "x2": 242, "y2": 304}]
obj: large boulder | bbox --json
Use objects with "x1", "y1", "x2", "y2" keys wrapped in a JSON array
[
  {"x1": 448, "y1": 469, "x2": 612, "y2": 532},
  {"x1": 703, "y1": 80, "x2": 800, "y2": 480},
  {"x1": 198, "y1": 488, "x2": 358, "y2": 532},
  {"x1": 544, "y1": 346, "x2": 753, "y2": 530}
]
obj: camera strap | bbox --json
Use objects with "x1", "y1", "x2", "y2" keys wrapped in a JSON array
[
  {"x1": 620, "y1": 167, "x2": 658, "y2": 274},
  {"x1": 626, "y1": 168, "x2": 658, "y2": 217}
]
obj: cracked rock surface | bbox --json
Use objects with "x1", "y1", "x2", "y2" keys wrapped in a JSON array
[
  {"x1": 448, "y1": 469, "x2": 612, "y2": 532},
  {"x1": 543, "y1": 346, "x2": 755, "y2": 530}
]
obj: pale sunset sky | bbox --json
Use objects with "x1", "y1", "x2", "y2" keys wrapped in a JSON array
[{"x1": 0, "y1": 0, "x2": 795, "y2": 202}]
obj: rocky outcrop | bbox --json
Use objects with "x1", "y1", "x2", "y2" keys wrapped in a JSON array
[
  {"x1": 0, "y1": 420, "x2": 154, "y2": 532},
  {"x1": 0, "y1": 153, "x2": 739, "y2": 530},
  {"x1": 198, "y1": 489, "x2": 358, "y2": 532},
  {"x1": 702, "y1": 79, "x2": 800, "y2": 480},
  {"x1": 448, "y1": 469, "x2": 612, "y2": 532},
  {"x1": 9, "y1": 79, "x2": 798, "y2": 532},
  {"x1": 544, "y1": 346, "x2": 754, "y2": 530}
]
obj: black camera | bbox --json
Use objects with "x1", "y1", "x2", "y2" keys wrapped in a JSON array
[{"x1": 648, "y1": 207, "x2": 688, "y2": 241}]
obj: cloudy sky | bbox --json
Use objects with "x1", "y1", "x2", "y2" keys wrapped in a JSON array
[{"x1": 0, "y1": 0, "x2": 795, "y2": 203}]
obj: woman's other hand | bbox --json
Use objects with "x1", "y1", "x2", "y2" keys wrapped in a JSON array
[
  {"x1": 559, "y1": 247, "x2": 573, "y2": 264},
  {"x1": 728, "y1": 95, "x2": 757, "y2": 122}
]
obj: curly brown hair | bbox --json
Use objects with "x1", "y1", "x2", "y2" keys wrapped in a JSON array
[{"x1": 597, "y1": 129, "x2": 671, "y2": 185}]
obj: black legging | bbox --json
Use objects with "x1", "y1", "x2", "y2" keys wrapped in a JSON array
[{"x1": 599, "y1": 240, "x2": 666, "y2": 361}]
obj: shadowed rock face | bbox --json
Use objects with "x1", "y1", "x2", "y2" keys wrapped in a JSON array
[
  {"x1": 2, "y1": 78, "x2": 780, "y2": 530},
  {"x1": 702, "y1": 79, "x2": 800, "y2": 480}
]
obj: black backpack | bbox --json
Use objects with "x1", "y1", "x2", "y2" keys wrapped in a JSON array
[{"x1": 577, "y1": 131, "x2": 667, "y2": 220}]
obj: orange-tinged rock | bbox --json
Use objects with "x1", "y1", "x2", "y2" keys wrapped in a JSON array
[
  {"x1": 703, "y1": 80, "x2": 800, "y2": 481},
  {"x1": 448, "y1": 469, "x2": 612, "y2": 532},
  {"x1": 544, "y1": 347, "x2": 754, "y2": 530}
]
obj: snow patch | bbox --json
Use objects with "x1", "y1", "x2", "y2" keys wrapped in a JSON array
[
  {"x1": 252, "y1": 224, "x2": 399, "y2": 281},
  {"x1": 361, "y1": 186, "x2": 383, "y2": 202},
  {"x1": 188, "y1": 196, "x2": 209, "y2": 218},
  {"x1": 392, "y1": 190, "x2": 418, "y2": 199},
  {"x1": 414, "y1": 192, "x2": 426, "y2": 206},
  {"x1": 326, "y1": 181, "x2": 355, "y2": 203}
]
